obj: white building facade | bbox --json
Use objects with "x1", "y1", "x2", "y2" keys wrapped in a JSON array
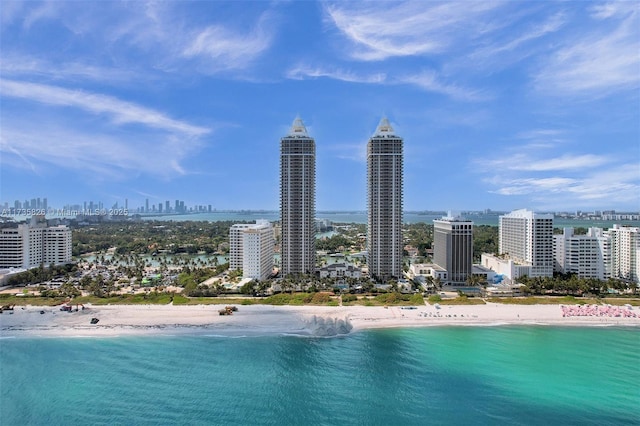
[
  {"x1": 0, "y1": 218, "x2": 71, "y2": 270},
  {"x1": 499, "y1": 209, "x2": 553, "y2": 278},
  {"x1": 229, "y1": 220, "x2": 274, "y2": 280},
  {"x1": 609, "y1": 225, "x2": 640, "y2": 284},
  {"x1": 367, "y1": 118, "x2": 403, "y2": 282},
  {"x1": 318, "y1": 263, "x2": 361, "y2": 279},
  {"x1": 229, "y1": 224, "x2": 252, "y2": 270},
  {"x1": 242, "y1": 222, "x2": 275, "y2": 281},
  {"x1": 481, "y1": 253, "x2": 532, "y2": 281},
  {"x1": 553, "y1": 227, "x2": 610, "y2": 280}
]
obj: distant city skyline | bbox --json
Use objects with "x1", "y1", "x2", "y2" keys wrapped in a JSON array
[
  {"x1": 2, "y1": 195, "x2": 640, "y2": 217},
  {"x1": 1, "y1": 2, "x2": 638, "y2": 212}
]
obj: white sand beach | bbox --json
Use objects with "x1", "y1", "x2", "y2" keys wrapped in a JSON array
[{"x1": 1, "y1": 302, "x2": 638, "y2": 338}]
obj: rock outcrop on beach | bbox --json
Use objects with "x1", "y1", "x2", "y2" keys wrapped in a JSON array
[{"x1": 305, "y1": 315, "x2": 353, "y2": 336}]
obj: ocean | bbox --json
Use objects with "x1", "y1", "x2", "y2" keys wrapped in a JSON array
[{"x1": 1, "y1": 326, "x2": 638, "y2": 425}]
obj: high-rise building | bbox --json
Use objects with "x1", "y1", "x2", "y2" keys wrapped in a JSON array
[
  {"x1": 280, "y1": 117, "x2": 316, "y2": 276},
  {"x1": 609, "y1": 225, "x2": 640, "y2": 283},
  {"x1": 433, "y1": 213, "x2": 473, "y2": 285},
  {"x1": 243, "y1": 221, "x2": 275, "y2": 281},
  {"x1": 499, "y1": 209, "x2": 553, "y2": 278},
  {"x1": 229, "y1": 223, "x2": 253, "y2": 270},
  {"x1": 0, "y1": 216, "x2": 71, "y2": 270},
  {"x1": 367, "y1": 118, "x2": 403, "y2": 282},
  {"x1": 229, "y1": 220, "x2": 275, "y2": 280},
  {"x1": 554, "y1": 227, "x2": 611, "y2": 280}
]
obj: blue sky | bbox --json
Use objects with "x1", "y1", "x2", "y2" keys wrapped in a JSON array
[{"x1": 1, "y1": 1, "x2": 638, "y2": 212}]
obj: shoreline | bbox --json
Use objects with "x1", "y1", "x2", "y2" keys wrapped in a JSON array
[{"x1": 1, "y1": 303, "x2": 638, "y2": 338}]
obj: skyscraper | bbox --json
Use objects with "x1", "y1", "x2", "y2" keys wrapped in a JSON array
[
  {"x1": 433, "y1": 213, "x2": 473, "y2": 285},
  {"x1": 367, "y1": 117, "x2": 403, "y2": 282},
  {"x1": 499, "y1": 209, "x2": 553, "y2": 278},
  {"x1": 280, "y1": 117, "x2": 316, "y2": 276}
]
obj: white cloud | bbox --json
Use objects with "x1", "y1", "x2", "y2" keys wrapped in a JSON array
[
  {"x1": 326, "y1": 142, "x2": 367, "y2": 163},
  {"x1": 325, "y1": 2, "x2": 503, "y2": 61},
  {"x1": 472, "y1": 12, "x2": 566, "y2": 58},
  {"x1": 286, "y1": 64, "x2": 386, "y2": 84},
  {"x1": 0, "y1": 79, "x2": 209, "y2": 137},
  {"x1": 535, "y1": 5, "x2": 640, "y2": 96},
  {"x1": 286, "y1": 65, "x2": 483, "y2": 101},
  {"x1": 22, "y1": 0, "x2": 59, "y2": 29},
  {"x1": 480, "y1": 149, "x2": 639, "y2": 209},
  {"x1": 0, "y1": 79, "x2": 212, "y2": 180},
  {"x1": 488, "y1": 154, "x2": 611, "y2": 172},
  {"x1": 0, "y1": 55, "x2": 137, "y2": 84},
  {"x1": 106, "y1": 4, "x2": 278, "y2": 74},
  {"x1": 182, "y1": 13, "x2": 275, "y2": 72},
  {"x1": 487, "y1": 167, "x2": 639, "y2": 205},
  {"x1": 397, "y1": 71, "x2": 488, "y2": 101},
  {"x1": 490, "y1": 177, "x2": 578, "y2": 195},
  {"x1": 0, "y1": 119, "x2": 201, "y2": 179},
  {"x1": 3, "y1": 2, "x2": 278, "y2": 78}
]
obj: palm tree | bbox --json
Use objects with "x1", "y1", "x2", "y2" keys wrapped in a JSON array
[{"x1": 434, "y1": 277, "x2": 442, "y2": 291}]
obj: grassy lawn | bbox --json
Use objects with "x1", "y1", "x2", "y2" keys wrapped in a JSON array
[
  {"x1": 487, "y1": 296, "x2": 602, "y2": 305},
  {"x1": 436, "y1": 296, "x2": 486, "y2": 305},
  {"x1": 0, "y1": 295, "x2": 68, "y2": 306},
  {"x1": 344, "y1": 293, "x2": 425, "y2": 306},
  {"x1": 602, "y1": 298, "x2": 640, "y2": 306},
  {"x1": 8, "y1": 291, "x2": 635, "y2": 308}
]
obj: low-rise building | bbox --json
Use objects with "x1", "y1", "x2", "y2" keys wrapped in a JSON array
[
  {"x1": 481, "y1": 253, "x2": 532, "y2": 281},
  {"x1": 408, "y1": 263, "x2": 448, "y2": 282},
  {"x1": 318, "y1": 263, "x2": 361, "y2": 279}
]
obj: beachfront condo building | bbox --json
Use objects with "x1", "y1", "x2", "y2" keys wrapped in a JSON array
[
  {"x1": 0, "y1": 216, "x2": 71, "y2": 270},
  {"x1": 554, "y1": 227, "x2": 611, "y2": 280},
  {"x1": 609, "y1": 225, "x2": 640, "y2": 284},
  {"x1": 499, "y1": 209, "x2": 553, "y2": 278},
  {"x1": 229, "y1": 223, "x2": 253, "y2": 270},
  {"x1": 433, "y1": 213, "x2": 474, "y2": 285},
  {"x1": 367, "y1": 117, "x2": 403, "y2": 282},
  {"x1": 280, "y1": 117, "x2": 316, "y2": 276},
  {"x1": 242, "y1": 221, "x2": 275, "y2": 281},
  {"x1": 229, "y1": 220, "x2": 275, "y2": 280}
]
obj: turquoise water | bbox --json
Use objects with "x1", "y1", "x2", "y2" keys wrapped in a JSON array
[
  {"x1": 1, "y1": 327, "x2": 638, "y2": 425},
  {"x1": 140, "y1": 211, "x2": 640, "y2": 228}
]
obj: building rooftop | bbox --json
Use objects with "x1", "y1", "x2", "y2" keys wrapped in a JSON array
[
  {"x1": 286, "y1": 117, "x2": 310, "y2": 138},
  {"x1": 372, "y1": 117, "x2": 398, "y2": 138}
]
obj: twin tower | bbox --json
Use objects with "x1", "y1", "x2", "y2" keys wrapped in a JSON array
[{"x1": 280, "y1": 117, "x2": 403, "y2": 282}]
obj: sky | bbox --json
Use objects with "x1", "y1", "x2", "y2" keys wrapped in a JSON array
[{"x1": 1, "y1": 1, "x2": 639, "y2": 213}]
